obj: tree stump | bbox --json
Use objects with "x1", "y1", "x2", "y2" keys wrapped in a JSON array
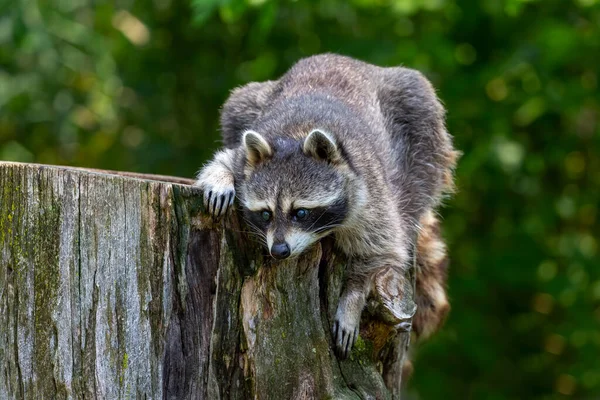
[{"x1": 0, "y1": 161, "x2": 415, "y2": 399}]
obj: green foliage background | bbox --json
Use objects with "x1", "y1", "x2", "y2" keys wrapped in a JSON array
[{"x1": 1, "y1": 0, "x2": 599, "y2": 398}]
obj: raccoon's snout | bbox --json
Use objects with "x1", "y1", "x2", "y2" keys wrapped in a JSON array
[{"x1": 271, "y1": 242, "x2": 291, "y2": 259}]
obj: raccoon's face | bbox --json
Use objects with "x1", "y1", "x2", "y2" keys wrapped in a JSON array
[{"x1": 240, "y1": 129, "x2": 349, "y2": 259}]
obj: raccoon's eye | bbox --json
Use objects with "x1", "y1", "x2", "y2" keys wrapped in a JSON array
[
  {"x1": 261, "y1": 210, "x2": 272, "y2": 222},
  {"x1": 294, "y1": 208, "x2": 309, "y2": 221}
]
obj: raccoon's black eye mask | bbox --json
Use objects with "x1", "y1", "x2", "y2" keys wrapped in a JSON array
[
  {"x1": 245, "y1": 198, "x2": 347, "y2": 233},
  {"x1": 245, "y1": 209, "x2": 273, "y2": 230},
  {"x1": 292, "y1": 200, "x2": 348, "y2": 233}
]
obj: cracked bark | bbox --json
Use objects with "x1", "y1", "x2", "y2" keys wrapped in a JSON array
[{"x1": 0, "y1": 161, "x2": 415, "y2": 400}]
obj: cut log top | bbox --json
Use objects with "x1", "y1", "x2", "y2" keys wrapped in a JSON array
[{"x1": 0, "y1": 161, "x2": 413, "y2": 400}]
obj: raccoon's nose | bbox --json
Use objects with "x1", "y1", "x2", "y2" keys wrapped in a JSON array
[{"x1": 271, "y1": 242, "x2": 291, "y2": 259}]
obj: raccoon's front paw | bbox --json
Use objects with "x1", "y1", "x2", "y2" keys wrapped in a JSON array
[
  {"x1": 195, "y1": 171, "x2": 235, "y2": 219},
  {"x1": 332, "y1": 307, "x2": 360, "y2": 359}
]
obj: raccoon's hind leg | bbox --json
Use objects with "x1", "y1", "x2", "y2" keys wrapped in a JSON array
[
  {"x1": 195, "y1": 148, "x2": 236, "y2": 219},
  {"x1": 412, "y1": 210, "x2": 450, "y2": 339}
]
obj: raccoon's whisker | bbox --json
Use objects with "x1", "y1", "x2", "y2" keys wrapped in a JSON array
[
  {"x1": 241, "y1": 216, "x2": 257, "y2": 226},
  {"x1": 228, "y1": 228, "x2": 264, "y2": 238},
  {"x1": 242, "y1": 230, "x2": 269, "y2": 247},
  {"x1": 306, "y1": 208, "x2": 331, "y2": 232},
  {"x1": 241, "y1": 218, "x2": 269, "y2": 247},
  {"x1": 242, "y1": 219, "x2": 262, "y2": 233},
  {"x1": 247, "y1": 229, "x2": 268, "y2": 244},
  {"x1": 250, "y1": 236, "x2": 269, "y2": 247},
  {"x1": 313, "y1": 223, "x2": 343, "y2": 234},
  {"x1": 228, "y1": 229, "x2": 268, "y2": 248}
]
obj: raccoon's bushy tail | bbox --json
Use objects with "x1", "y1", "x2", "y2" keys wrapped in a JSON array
[
  {"x1": 401, "y1": 210, "x2": 451, "y2": 382},
  {"x1": 413, "y1": 209, "x2": 450, "y2": 340}
]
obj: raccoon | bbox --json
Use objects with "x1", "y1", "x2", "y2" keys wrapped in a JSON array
[{"x1": 195, "y1": 54, "x2": 458, "y2": 359}]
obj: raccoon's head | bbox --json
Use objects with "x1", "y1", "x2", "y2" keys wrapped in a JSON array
[{"x1": 239, "y1": 129, "x2": 351, "y2": 260}]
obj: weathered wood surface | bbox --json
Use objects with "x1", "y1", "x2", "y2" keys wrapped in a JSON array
[{"x1": 0, "y1": 161, "x2": 415, "y2": 399}]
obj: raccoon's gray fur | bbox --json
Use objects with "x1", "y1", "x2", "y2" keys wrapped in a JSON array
[{"x1": 195, "y1": 54, "x2": 458, "y2": 359}]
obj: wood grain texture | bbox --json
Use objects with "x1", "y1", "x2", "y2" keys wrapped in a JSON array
[{"x1": 0, "y1": 161, "x2": 415, "y2": 400}]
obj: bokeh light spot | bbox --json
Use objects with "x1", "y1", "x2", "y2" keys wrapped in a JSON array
[
  {"x1": 556, "y1": 374, "x2": 577, "y2": 396},
  {"x1": 564, "y1": 151, "x2": 586, "y2": 177},
  {"x1": 581, "y1": 70, "x2": 598, "y2": 90},
  {"x1": 591, "y1": 280, "x2": 600, "y2": 300},
  {"x1": 494, "y1": 138, "x2": 524, "y2": 171},
  {"x1": 578, "y1": 234, "x2": 597, "y2": 258},
  {"x1": 112, "y1": 10, "x2": 150, "y2": 46},
  {"x1": 514, "y1": 97, "x2": 546, "y2": 126},
  {"x1": 455, "y1": 43, "x2": 476, "y2": 65},
  {"x1": 532, "y1": 293, "x2": 554, "y2": 314},
  {"x1": 545, "y1": 334, "x2": 565, "y2": 355},
  {"x1": 556, "y1": 196, "x2": 576, "y2": 220},
  {"x1": 121, "y1": 126, "x2": 145, "y2": 148},
  {"x1": 486, "y1": 78, "x2": 508, "y2": 101}
]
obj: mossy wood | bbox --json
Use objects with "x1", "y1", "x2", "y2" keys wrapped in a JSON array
[{"x1": 0, "y1": 161, "x2": 415, "y2": 400}]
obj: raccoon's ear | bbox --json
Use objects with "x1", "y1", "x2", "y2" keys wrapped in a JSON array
[
  {"x1": 243, "y1": 130, "x2": 272, "y2": 166},
  {"x1": 303, "y1": 129, "x2": 342, "y2": 164}
]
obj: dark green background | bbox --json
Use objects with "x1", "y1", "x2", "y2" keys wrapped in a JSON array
[{"x1": 1, "y1": 0, "x2": 599, "y2": 398}]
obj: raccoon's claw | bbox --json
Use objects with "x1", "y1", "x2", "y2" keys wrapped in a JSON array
[
  {"x1": 332, "y1": 317, "x2": 359, "y2": 360},
  {"x1": 203, "y1": 188, "x2": 235, "y2": 219}
]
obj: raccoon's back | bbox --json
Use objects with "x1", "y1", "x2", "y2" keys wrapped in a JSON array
[
  {"x1": 276, "y1": 54, "x2": 381, "y2": 111},
  {"x1": 259, "y1": 55, "x2": 394, "y2": 157},
  {"x1": 219, "y1": 54, "x2": 390, "y2": 150}
]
